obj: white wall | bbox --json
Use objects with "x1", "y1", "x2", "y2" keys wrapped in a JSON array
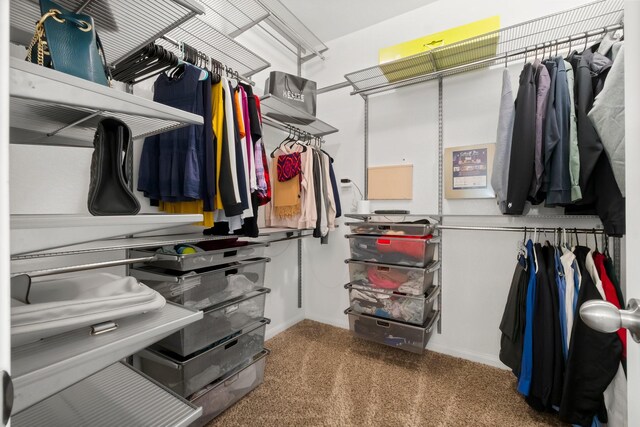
[{"x1": 302, "y1": 0, "x2": 602, "y2": 368}]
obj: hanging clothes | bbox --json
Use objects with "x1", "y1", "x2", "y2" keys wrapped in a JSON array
[
  {"x1": 559, "y1": 246, "x2": 621, "y2": 427},
  {"x1": 492, "y1": 69, "x2": 515, "y2": 213},
  {"x1": 517, "y1": 240, "x2": 536, "y2": 396},
  {"x1": 564, "y1": 60, "x2": 582, "y2": 202},
  {"x1": 505, "y1": 63, "x2": 536, "y2": 215},
  {"x1": 565, "y1": 48, "x2": 624, "y2": 236},
  {"x1": 528, "y1": 61, "x2": 550, "y2": 201},
  {"x1": 499, "y1": 253, "x2": 529, "y2": 377}
]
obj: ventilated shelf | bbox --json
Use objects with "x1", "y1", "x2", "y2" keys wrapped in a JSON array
[
  {"x1": 345, "y1": 0, "x2": 624, "y2": 95},
  {"x1": 9, "y1": 58, "x2": 203, "y2": 148},
  {"x1": 12, "y1": 362, "x2": 202, "y2": 426},
  {"x1": 258, "y1": 0, "x2": 328, "y2": 60},
  {"x1": 10, "y1": 0, "x2": 204, "y2": 66},
  {"x1": 10, "y1": 214, "x2": 203, "y2": 256},
  {"x1": 197, "y1": 0, "x2": 270, "y2": 37},
  {"x1": 158, "y1": 17, "x2": 271, "y2": 77},
  {"x1": 11, "y1": 303, "x2": 202, "y2": 414},
  {"x1": 260, "y1": 95, "x2": 338, "y2": 137}
]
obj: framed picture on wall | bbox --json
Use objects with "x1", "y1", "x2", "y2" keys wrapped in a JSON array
[{"x1": 444, "y1": 143, "x2": 496, "y2": 199}]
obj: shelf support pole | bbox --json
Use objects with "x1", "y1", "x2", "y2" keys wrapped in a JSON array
[
  {"x1": 297, "y1": 48, "x2": 303, "y2": 309},
  {"x1": 437, "y1": 76, "x2": 443, "y2": 335},
  {"x1": 46, "y1": 110, "x2": 105, "y2": 137}
]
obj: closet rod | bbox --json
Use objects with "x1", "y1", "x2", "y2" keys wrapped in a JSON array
[
  {"x1": 13, "y1": 256, "x2": 157, "y2": 279},
  {"x1": 160, "y1": 35, "x2": 256, "y2": 87},
  {"x1": 261, "y1": 115, "x2": 324, "y2": 142},
  {"x1": 437, "y1": 225, "x2": 606, "y2": 234},
  {"x1": 351, "y1": 23, "x2": 623, "y2": 95}
]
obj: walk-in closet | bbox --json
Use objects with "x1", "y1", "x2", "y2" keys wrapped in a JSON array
[{"x1": 1, "y1": 0, "x2": 639, "y2": 425}]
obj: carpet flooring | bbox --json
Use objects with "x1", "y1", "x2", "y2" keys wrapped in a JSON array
[{"x1": 208, "y1": 320, "x2": 562, "y2": 427}]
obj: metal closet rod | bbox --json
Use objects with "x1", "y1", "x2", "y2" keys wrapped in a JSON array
[
  {"x1": 351, "y1": 23, "x2": 624, "y2": 95},
  {"x1": 261, "y1": 115, "x2": 324, "y2": 143},
  {"x1": 436, "y1": 225, "x2": 606, "y2": 234},
  {"x1": 160, "y1": 35, "x2": 255, "y2": 87},
  {"x1": 12, "y1": 256, "x2": 157, "y2": 279}
]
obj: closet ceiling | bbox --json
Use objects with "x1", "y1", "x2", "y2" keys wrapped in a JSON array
[{"x1": 278, "y1": 0, "x2": 436, "y2": 43}]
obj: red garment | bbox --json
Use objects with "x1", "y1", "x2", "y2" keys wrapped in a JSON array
[
  {"x1": 376, "y1": 234, "x2": 433, "y2": 259},
  {"x1": 594, "y1": 252, "x2": 626, "y2": 359},
  {"x1": 367, "y1": 267, "x2": 408, "y2": 290}
]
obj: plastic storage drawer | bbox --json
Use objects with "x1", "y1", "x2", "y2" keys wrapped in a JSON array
[
  {"x1": 347, "y1": 234, "x2": 440, "y2": 267},
  {"x1": 158, "y1": 288, "x2": 270, "y2": 357},
  {"x1": 345, "y1": 309, "x2": 440, "y2": 354},
  {"x1": 345, "y1": 283, "x2": 440, "y2": 325},
  {"x1": 346, "y1": 259, "x2": 440, "y2": 295},
  {"x1": 189, "y1": 349, "x2": 269, "y2": 427},
  {"x1": 130, "y1": 242, "x2": 267, "y2": 271},
  {"x1": 347, "y1": 221, "x2": 437, "y2": 237},
  {"x1": 130, "y1": 257, "x2": 269, "y2": 310},
  {"x1": 136, "y1": 319, "x2": 268, "y2": 398}
]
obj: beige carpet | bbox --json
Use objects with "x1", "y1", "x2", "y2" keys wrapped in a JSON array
[{"x1": 208, "y1": 320, "x2": 562, "y2": 427}]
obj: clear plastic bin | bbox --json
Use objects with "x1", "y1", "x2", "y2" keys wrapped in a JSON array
[
  {"x1": 130, "y1": 258, "x2": 269, "y2": 310},
  {"x1": 347, "y1": 234, "x2": 440, "y2": 267},
  {"x1": 346, "y1": 259, "x2": 439, "y2": 295},
  {"x1": 346, "y1": 309, "x2": 439, "y2": 354},
  {"x1": 157, "y1": 288, "x2": 269, "y2": 357},
  {"x1": 130, "y1": 241, "x2": 267, "y2": 271},
  {"x1": 189, "y1": 349, "x2": 269, "y2": 427},
  {"x1": 347, "y1": 221, "x2": 436, "y2": 237},
  {"x1": 346, "y1": 284, "x2": 440, "y2": 325},
  {"x1": 136, "y1": 319, "x2": 268, "y2": 398}
]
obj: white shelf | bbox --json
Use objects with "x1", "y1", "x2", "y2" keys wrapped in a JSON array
[
  {"x1": 260, "y1": 95, "x2": 338, "y2": 137},
  {"x1": 9, "y1": 0, "x2": 204, "y2": 66},
  {"x1": 9, "y1": 58, "x2": 204, "y2": 148},
  {"x1": 10, "y1": 214, "x2": 203, "y2": 256},
  {"x1": 11, "y1": 303, "x2": 202, "y2": 414},
  {"x1": 12, "y1": 362, "x2": 202, "y2": 427},
  {"x1": 197, "y1": 0, "x2": 270, "y2": 37}
]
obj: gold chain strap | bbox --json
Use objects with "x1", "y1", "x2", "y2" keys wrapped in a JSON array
[{"x1": 25, "y1": 9, "x2": 64, "y2": 66}]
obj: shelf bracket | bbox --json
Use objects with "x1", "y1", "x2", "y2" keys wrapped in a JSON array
[
  {"x1": 229, "y1": 14, "x2": 269, "y2": 38},
  {"x1": 46, "y1": 110, "x2": 105, "y2": 137}
]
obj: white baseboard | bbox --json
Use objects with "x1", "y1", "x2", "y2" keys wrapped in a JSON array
[
  {"x1": 265, "y1": 314, "x2": 306, "y2": 340},
  {"x1": 426, "y1": 342, "x2": 507, "y2": 370},
  {"x1": 304, "y1": 313, "x2": 349, "y2": 330}
]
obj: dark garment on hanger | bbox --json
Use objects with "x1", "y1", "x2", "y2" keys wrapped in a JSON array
[
  {"x1": 499, "y1": 255, "x2": 529, "y2": 377},
  {"x1": 517, "y1": 240, "x2": 536, "y2": 396},
  {"x1": 527, "y1": 243, "x2": 560, "y2": 411},
  {"x1": 219, "y1": 85, "x2": 243, "y2": 217},
  {"x1": 505, "y1": 63, "x2": 536, "y2": 214},
  {"x1": 138, "y1": 64, "x2": 204, "y2": 202},
  {"x1": 546, "y1": 58, "x2": 572, "y2": 206},
  {"x1": 559, "y1": 246, "x2": 622, "y2": 427},
  {"x1": 565, "y1": 49, "x2": 624, "y2": 236},
  {"x1": 329, "y1": 159, "x2": 342, "y2": 219},
  {"x1": 312, "y1": 151, "x2": 323, "y2": 238},
  {"x1": 202, "y1": 75, "x2": 216, "y2": 211},
  {"x1": 203, "y1": 192, "x2": 260, "y2": 238},
  {"x1": 539, "y1": 60, "x2": 558, "y2": 204},
  {"x1": 229, "y1": 82, "x2": 249, "y2": 211}
]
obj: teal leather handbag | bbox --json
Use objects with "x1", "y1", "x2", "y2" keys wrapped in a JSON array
[{"x1": 26, "y1": 0, "x2": 111, "y2": 86}]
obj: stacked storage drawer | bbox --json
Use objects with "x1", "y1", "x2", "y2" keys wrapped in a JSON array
[
  {"x1": 130, "y1": 239, "x2": 271, "y2": 425},
  {"x1": 345, "y1": 221, "x2": 441, "y2": 354}
]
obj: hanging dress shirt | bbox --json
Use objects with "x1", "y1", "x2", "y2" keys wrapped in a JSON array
[
  {"x1": 517, "y1": 240, "x2": 537, "y2": 396},
  {"x1": 529, "y1": 60, "x2": 550, "y2": 200},
  {"x1": 492, "y1": 69, "x2": 515, "y2": 213},
  {"x1": 564, "y1": 60, "x2": 582, "y2": 202}
]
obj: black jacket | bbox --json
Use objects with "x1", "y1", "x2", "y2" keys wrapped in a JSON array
[
  {"x1": 559, "y1": 246, "x2": 622, "y2": 426},
  {"x1": 499, "y1": 256, "x2": 529, "y2": 376},
  {"x1": 506, "y1": 63, "x2": 537, "y2": 214},
  {"x1": 565, "y1": 49, "x2": 625, "y2": 236}
]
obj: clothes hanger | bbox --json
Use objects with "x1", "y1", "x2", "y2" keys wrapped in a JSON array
[
  {"x1": 574, "y1": 227, "x2": 580, "y2": 247},
  {"x1": 593, "y1": 229, "x2": 599, "y2": 253},
  {"x1": 533, "y1": 227, "x2": 539, "y2": 273},
  {"x1": 270, "y1": 126, "x2": 294, "y2": 158}
]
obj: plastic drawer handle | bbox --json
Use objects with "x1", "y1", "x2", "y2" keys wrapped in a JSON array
[
  {"x1": 224, "y1": 373, "x2": 241, "y2": 386},
  {"x1": 224, "y1": 339, "x2": 239, "y2": 350},
  {"x1": 377, "y1": 225, "x2": 390, "y2": 230},
  {"x1": 225, "y1": 269, "x2": 239, "y2": 276},
  {"x1": 377, "y1": 239, "x2": 391, "y2": 245},
  {"x1": 376, "y1": 266, "x2": 390, "y2": 272},
  {"x1": 224, "y1": 250, "x2": 238, "y2": 258},
  {"x1": 376, "y1": 320, "x2": 390, "y2": 328},
  {"x1": 225, "y1": 304, "x2": 240, "y2": 314}
]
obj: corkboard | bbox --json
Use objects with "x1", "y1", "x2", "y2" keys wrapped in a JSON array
[{"x1": 367, "y1": 164, "x2": 413, "y2": 200}]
